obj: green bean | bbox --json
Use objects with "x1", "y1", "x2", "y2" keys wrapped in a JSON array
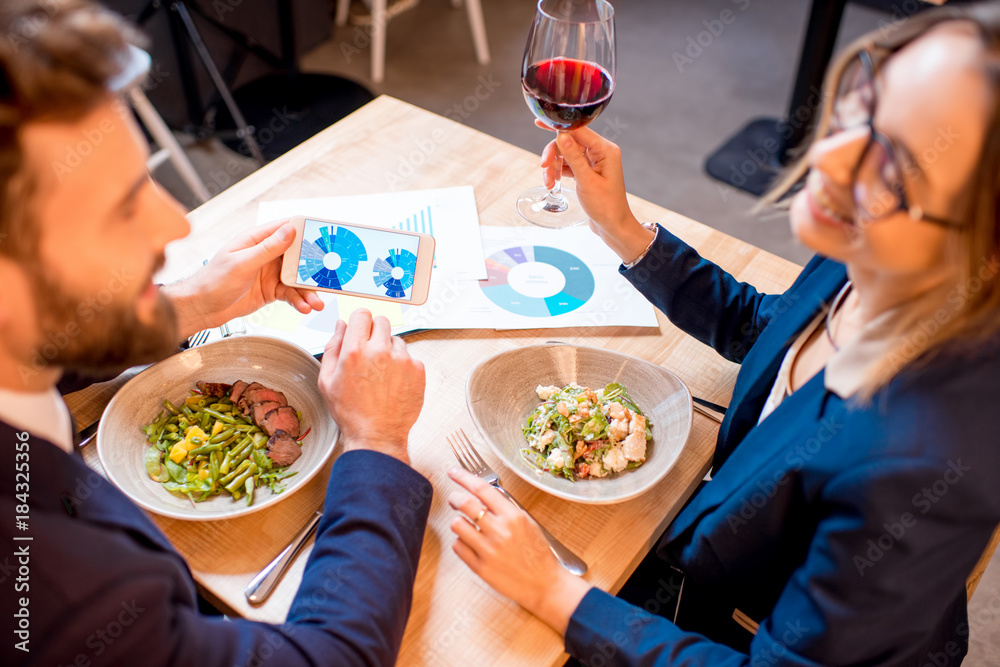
[
  {"x1": 187, "y1": 439, "x2": 228, "y2": 457},
  {"x1": 220, "y1": 450, "x2": 233, "y2": 476},
  {"x1": 165, "y1": 424, "x2": 179, "y2": 433},
  {"x1": 181, "y1": 405, "x2": 195, "y2": 419},
  {"x1": 224, "y1": 463, "x2": 258, "y2": 494},
  {"x1": 210, "y1": 435, "x2": 247, "y2": 471},
  {"x1": 199, "y1": 411, "x2": 211, "y2": 430},
  {"x1": 209, "y1": 450, "x2": 221, "y2": 486},
  {"x1": 208, "y1": 403, "x2": 231, "y2": 412},
  {"x1": 219, "y1": 459, "x2": 251, "y2": 486},
  {"x1": 209, "y1": 427, "x2": 236, "y2": 444},
  {"x1": 201, "y1": 408, "x2": 237, "y2": 424},
  {"x1": 228, "y1": 435, "x2": 253, "y2": 457},
  {"x1": 230, "y1": 442, "x2": 254, "y2": 469},
  {"x1": 163, "y1": 399, "x2": 180, "y2": 415},
  {"x1": 245, "y1": 477, "x2": 255, "y2": 506}
]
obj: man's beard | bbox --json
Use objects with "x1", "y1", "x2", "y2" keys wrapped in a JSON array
[{"x1": 29, "y1": 259, "x2": 182, "y2": 376}]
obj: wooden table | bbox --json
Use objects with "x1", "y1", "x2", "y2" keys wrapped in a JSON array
[{"x1": 67, "y1": 96, "x2": 802, "y2": 666}]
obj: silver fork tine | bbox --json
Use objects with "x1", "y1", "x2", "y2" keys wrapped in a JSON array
[
  {"x1": 457, "y1": 429, "x2": 489, "y2": 470},
  {"x1": 452, "y1": 430, "x2": 487, "y2": 474},
  {"x1": 447, "y1": 435, "x2": 476, "y2": 473}
]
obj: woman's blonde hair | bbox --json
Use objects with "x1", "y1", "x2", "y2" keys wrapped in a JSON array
[{"x1": 762, "y1": 2, "x2": 1000, "y2": 401}]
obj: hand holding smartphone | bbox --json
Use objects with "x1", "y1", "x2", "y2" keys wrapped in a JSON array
[{"x1": 280, "y1": 216, "x2": 435, "y2": 306}]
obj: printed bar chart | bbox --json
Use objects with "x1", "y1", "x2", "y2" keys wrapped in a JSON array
[{"x1": 393, "y1": 206, "x2": 434, "y2": 235}]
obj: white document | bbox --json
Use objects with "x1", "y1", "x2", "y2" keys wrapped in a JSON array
[
  {"x1": 256, "y1": 186, "x2": 487, "y2": 280},
  {"x1": 401, "y1": 226, "x2": 658, "y2": 331}
]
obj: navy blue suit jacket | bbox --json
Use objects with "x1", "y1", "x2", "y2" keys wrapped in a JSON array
[
  {"x1": 0, "y1": 425, "x2": 432, "y2": 667},
  {"x1": 564, "y1": 227, "x2": 1000, "y2": 665}
]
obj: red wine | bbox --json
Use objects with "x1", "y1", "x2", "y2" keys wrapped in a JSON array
[{"x1": 522, "y1": 57, "x2": 614, "y2": 131}]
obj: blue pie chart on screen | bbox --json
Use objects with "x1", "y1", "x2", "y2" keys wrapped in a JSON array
[
  {"x1": 298, "y1": 226, "x2": 367, "y2": 289},
  {"x1": 373, "y1": 248, "x2": 417, "y2": 298},
  {"x1": 479, "y1": 246, "x2": 595, "y2": 317}
]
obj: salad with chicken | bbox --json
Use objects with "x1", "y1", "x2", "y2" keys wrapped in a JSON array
[{"x1": 521, "y1": 382, "x2": 652, "y2": 481}]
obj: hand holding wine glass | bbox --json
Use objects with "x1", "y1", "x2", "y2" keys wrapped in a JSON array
[
  {"x1": 540, "y1": 128, "x2": 654, "y2": 264},
  {"x1": 516, "y1": 0, "x2": 616, "y2": 228}
]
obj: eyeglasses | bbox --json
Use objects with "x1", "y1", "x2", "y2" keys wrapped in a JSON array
[{"x1": 828, "y1": 48, "x2": 964, "y2": 229}]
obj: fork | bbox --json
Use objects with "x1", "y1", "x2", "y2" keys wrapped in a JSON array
[
  {"x1": 186, "y1": 329, "x2": 212, "y2": 347},
  {"x1": 448, "y1": 429, "x2": 588, "y2": 576}
]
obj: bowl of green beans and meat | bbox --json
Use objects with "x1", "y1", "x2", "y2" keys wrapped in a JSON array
[
  {"x1": 97, "y1": 336, "x2": 339, "y2": 521},
  {"x1": 141, "y1": 391, "x2": 300, "y2": 508}
]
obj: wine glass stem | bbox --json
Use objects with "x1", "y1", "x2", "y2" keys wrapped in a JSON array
[{"x1": 542, "y1": 131, "x2": 569, "y2": 213}]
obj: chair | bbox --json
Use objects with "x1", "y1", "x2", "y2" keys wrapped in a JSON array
[
  {"x1": 109, "y1": 44, "x2": 210, "y2": 205},
  {"x1": 335, "y1": 0, "x2": 491, "y2": 83},
  {"x1": 967, "y1": 523, "x2": 1000, "y2": 601}
]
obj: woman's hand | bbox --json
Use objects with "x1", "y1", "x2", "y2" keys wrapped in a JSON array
[
  {"x1": 164, "y1": 220, "x2": 325, "y2": 339},
  {"x1": 538, "y1": 124, "x2": 654, "y2": 264},
  {"x1": 447, "y1": 468, "x2": 592, "y2": 635}
]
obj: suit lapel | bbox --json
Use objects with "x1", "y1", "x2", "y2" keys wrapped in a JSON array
[
  {"x1": 666, "y1": 261, "x2": 847, "y2": 540},
  {"x1": 713, "y1": 262, "x2": 847, "y2": 469}
]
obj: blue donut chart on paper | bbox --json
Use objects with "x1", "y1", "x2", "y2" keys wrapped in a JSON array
[
  {"x1": 298, "y1": 225, "x2": 368, "y2": 289},
  {"x1": 479, "y1": 245, "x2": 595, "y2": 317},
  {"x1": 373, "y1": 248, "x2": 417, "y2": 298}
]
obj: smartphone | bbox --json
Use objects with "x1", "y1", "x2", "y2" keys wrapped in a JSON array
[{"x1": 280, "y1": 216, "x2": 435, "y2": 306}]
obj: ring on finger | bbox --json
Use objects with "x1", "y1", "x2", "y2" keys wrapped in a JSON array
[{"x1": 472, "y1": 506, "x2": 487, "y2": 531}]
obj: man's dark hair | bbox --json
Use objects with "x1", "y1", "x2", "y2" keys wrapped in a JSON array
[{"x1": 0, "y1": 0, "x2": 136, "y2": 258}]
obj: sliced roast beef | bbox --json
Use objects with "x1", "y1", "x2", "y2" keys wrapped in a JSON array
[
  {"x1": 266, "y1": 430, "x2": 302, "y2": 467},
  {"x1": 251, "y1": 401, "x2": 282, "y2": 426},
  {"x1": 236, "y1": 382, "x2": 265, "y2": 414},
  {"x1": 234, "y1": 382, "x2": 264, "y2": 415},
  {"x1": 240, "y1": 387, "x2": 287, "y2": 415},
  {"x1": 260, "y1": 406, "x2": 300, "y2": 438},
  {"x1": 196, "y1": 381, "x2": 232, "y2": 398},
  {"x1": 229, "y1": 379, "x2": 250, "y2": 404}
]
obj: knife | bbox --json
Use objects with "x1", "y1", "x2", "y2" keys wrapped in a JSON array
[{"x1": 77, "y1": 419, "x2": 101, "y2": 447}]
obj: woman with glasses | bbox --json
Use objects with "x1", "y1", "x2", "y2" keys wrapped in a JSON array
[{"x1": 446, "y1": 3, "x2": 1000, "y2": 664}]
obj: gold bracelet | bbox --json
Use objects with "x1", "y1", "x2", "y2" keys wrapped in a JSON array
[{"x1": 623, "y1": 223, "x2": 658, "y2": 269}]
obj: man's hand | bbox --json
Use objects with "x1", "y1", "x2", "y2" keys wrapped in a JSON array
[
  {"x1": 318, "y1": 310, "x2": 425, "y2": 465},
  {"x1": 165, "y1": 220, "x2": 325, "y2": 340},
  {"x1": 538, "y1": 124, "x2": 654, "y2": 264}
]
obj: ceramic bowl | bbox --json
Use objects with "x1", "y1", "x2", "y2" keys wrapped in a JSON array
[
  {"x1": 97, "y1": 336, "x2": 338, "y2": 520},
  {"x1": 466, "y1": 344, "x2": 692, "y2": 504}
]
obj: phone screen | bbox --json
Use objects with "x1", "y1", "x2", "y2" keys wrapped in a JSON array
[{"x1": 295, "y1": 219, "x2": 422, "y2": 300}]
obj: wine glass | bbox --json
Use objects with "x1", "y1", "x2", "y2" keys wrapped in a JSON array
[{"x1": 516, "y1": 0, "x2": 616, "y2": 228}]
